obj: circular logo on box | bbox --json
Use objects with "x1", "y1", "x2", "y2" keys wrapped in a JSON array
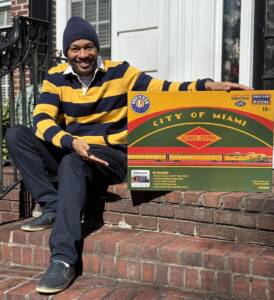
[{"x1": 131, "y1": 94, "x2": 150, "y2": 114}]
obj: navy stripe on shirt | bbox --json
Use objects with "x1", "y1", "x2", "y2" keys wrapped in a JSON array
[
  {"x1": 61, "y1": 94, "x2": 127, "y2": 117},
  {"x1": 37, "y1": 92, "x2": 60, "y2": 106},
  {"x1": 162, "y1": 81, "x2": 171, "y2": 91},
  {"x1": 132, "y1": 72, "x2": 153, "y2": 91},
  {"x1": 93, "y1": 61, "x2": 130, "y2": 87},
  {"x1": 66, "y1": 118, "x2": 127, "y2": 136},
  {"x1": 33, "y1": 113, "x2": 54, "y2": 131},
  {"x1": 179, "y1": 81, "x2": 192, "y2": 91},
  {"x1": 46, "y1": 73, "x2": 82, "y2": 89},
  {"x1": 44, "y1": 126, "x2": 62, "y2": 141}
]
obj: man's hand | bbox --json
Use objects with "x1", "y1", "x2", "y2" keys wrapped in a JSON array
[
  {"x1": 205, "y1": 81, "x2": 253, "y2": 91},
  {"x1": 72, "y1": 138, "x2": 109, "y2": 166}
]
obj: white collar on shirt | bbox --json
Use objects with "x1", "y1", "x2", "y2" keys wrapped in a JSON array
[{"x1": 63, "y1": 56, "x2": 104, "y2": 94}]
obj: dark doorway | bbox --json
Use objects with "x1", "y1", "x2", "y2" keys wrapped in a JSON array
[
  {"x1": 253, "y1": 0, "x2": 274, "y2": 89},
  {"x1": 29, "y1": 0, "x2": 52, "y2": 22},
  {"x1": 29, "y1": 0, "x2": 53, "y2": 65}
]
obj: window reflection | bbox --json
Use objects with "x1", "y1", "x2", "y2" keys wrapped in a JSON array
[
  {"x1": 222, "y1": 0, "x2": 241, "y2": 83},
  {"x1": 264, "y1": 0, "x2": 274, "y2": 88}
]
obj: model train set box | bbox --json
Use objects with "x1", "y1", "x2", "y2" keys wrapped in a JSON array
[{"x1": 127, "y1": 91, "x2": 274, "y2": 192}]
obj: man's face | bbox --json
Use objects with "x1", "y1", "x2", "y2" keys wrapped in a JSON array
[{"x1": 67, "y1": 39, "x2": 98, "y2": 77}]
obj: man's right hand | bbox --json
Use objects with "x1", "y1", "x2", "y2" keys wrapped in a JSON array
[{"x1": 72, "y1": 138, "x2": 109, "y2": 166}]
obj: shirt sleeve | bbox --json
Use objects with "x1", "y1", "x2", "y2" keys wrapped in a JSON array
[
  {"x1": 126, "y1": 63, "x2": 212, "y2": 92},
  {"x1": 32, "y1": 71, "x2": 74, "y2": 150}
]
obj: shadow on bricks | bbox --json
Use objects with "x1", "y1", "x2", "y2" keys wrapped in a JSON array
[{"x1": 131, "y1": 190, "x2": 168, "y2": 206}]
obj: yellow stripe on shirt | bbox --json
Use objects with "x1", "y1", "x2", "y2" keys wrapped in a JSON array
[
  {"x1": 187, "y1": 81, "x2": 197, "y2": 91},
  {"x1": 33, "y1": 103, "x2": 59, "y2": 118},
  {"x1": 107, "y1": 130, "x2": 127, "y2": 145},
  {"x1": 52, "y1": 131, "x2": 70, "y2": 148},
  {"x1": 65, "y1": 106, "x2": 127, "y2": 126},
  {"x1": 48, "y1": 63, "x2": 68, "y2": 75},
  {"x1": 147, "y1": 79, "x2": 164, "y2": 91},
  {"x1": 35, "y1": 119, "x2": 59, "y2": 136},
  {"x1": 78, "y1": 135, "x2": 106, "y2": 145},
  {"x1": 61, "y1": 79, "x2": 128, "y2": 103},
  {"x1": 168, "y1": 82, "x2": 181, "y2": 91}
]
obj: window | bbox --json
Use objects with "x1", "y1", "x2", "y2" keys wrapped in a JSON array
[
  {"x1": 0, "y1": 1, "x2": 11, "y2": 102},
  {"x1": 71, "y1": 0, "x2": 111, "y2": 59},
  {"x1": 0, "y1": 1, "x2": 11, "y2": 28},
  {"x1": 222, "y1": 0, "x2": 241, "y2": 83}
]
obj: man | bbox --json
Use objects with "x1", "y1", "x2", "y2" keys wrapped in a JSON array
[{"x1": 5, "y1": 16, "x2": 252, "y2": 294}]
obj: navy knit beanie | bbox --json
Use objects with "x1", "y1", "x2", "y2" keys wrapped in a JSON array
[{"x1": 63, "y1": 16, "x2": 100, "y2": 56}]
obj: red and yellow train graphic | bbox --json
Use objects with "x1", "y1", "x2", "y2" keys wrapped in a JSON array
[{"x1": 128, "y1": 153, "x2": 272, "y2": 163}]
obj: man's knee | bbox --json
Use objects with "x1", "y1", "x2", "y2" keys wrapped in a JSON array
[
  {"x1": 5, "y1": 125, "x2": 31, "y2": 150},
  {"x1": 58, "y1": 153, "x2": 86, "y2": 176}
]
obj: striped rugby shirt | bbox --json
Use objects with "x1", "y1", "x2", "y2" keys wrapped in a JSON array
[{"x1": 33, "y1": 60, "x2": 209, "y2": 153}]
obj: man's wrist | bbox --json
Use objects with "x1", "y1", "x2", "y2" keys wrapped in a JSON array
[
  {"x1": 196, "y1": 78, "x2": 214, "y2": 91},
  {"x1": 204, "y1": 78, "x2": 214, "y2": 91}
]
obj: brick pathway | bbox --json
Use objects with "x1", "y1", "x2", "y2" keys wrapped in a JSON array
[{"x1": 0, "y1": 264, "x2": 224, "y2": 300}]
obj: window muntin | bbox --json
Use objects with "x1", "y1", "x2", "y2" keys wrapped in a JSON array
[{"x1": 71, "y1": 0, "x2": 111, "y2": 59}]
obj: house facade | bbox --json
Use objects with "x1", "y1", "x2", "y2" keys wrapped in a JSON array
[
  {"x1": 55, "y1": 0, "x2": 255, "y2": 86},
  {"x1": 1, "y1": 0, "x2": 272, "y2": 90}
]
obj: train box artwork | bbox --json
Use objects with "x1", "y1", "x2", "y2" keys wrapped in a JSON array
[{"x1": 127, "y1": 91, "x2": 274, "y2": 192}]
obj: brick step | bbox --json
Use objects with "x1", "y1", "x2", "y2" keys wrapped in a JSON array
[
  {"x1": 0, "y1": 264, "x2": 211, "y2": 300},
  {"x1": 101, "y1": 183, "x2": 274, "y2": 246},
  {"x1": 1, "y1": 180, "x2": 274, "y2": 246},
  {"x1": 1, "y1": 220, "x2": 274, "y2": 299}
]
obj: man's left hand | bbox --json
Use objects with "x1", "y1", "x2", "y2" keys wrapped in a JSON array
[{"x1": 205, "y1": 81, "x2": 253, "y2": 91}]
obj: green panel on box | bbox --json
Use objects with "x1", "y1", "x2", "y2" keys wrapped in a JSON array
[{"x1": 128, "y1": 166, "x2": 271, "y2": 192}]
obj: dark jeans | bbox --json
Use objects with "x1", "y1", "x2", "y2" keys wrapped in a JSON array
[{"x1": 5, "y1": 125, "x2": 127, "y2": 264}]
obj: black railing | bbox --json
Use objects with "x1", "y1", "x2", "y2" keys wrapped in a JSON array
[{"x1": 0, "y1": 16, "x2": 52, "y2": 212}]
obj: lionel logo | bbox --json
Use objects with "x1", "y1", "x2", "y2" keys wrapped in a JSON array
[
  {"x1": 235, "y1": 101, "x2": 246, "y2": 107},
  {"x1": 177, "y1": 127, "x2": 222, "y2": 149},
  {"x1": 252, "y1": 94, "x2": 271, "y2": 105},
  {"x1": 131, "y1": 94, "x2": 150, "y2": 113}
]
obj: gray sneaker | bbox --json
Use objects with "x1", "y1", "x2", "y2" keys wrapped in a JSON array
[
  {"x1": 21, "y1": 212, "x2": 56, "y2": 232},
  {"x1": 36, "y1": 260, "x2": 76, "y2": 294}
]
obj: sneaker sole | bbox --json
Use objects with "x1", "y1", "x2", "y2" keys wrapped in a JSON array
[
  {"x1": 36, "y1": 277, "x2": 74, "y2": 294},
  {"x1": 21, "y1": 224, "x2": 53, "y2": 232}
]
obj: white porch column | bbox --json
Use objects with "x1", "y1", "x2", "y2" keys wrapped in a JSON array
[{"x1": 56, "y1": 0, "x2": 70, "y2": 54}]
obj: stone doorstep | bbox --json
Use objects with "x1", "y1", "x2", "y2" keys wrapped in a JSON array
[
  {"x1": 0, "y1": 264, "x2": 228, "y2": 300},
  {"x1": 0, "y1": 220, "x2": 274, "y2": 299}
]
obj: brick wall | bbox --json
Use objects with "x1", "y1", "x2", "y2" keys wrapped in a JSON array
[
  {"x1": 11, "y1": 0, "x2": 29, "y2": 96},
  {"x1": 2, "y1": 179, "x2": 274, "y2": 247},
  {"x1": 86, "y1": 182, "x2": 274, "y2": 247},
  {"x1": 0, "y1": 166, "x2": 31, "y2": 223},
  {"x1": 11, "y1": 0, "x2": 29, "y2": 17}
]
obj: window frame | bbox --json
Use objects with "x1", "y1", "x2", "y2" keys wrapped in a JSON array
[
  {"x1": 0, "y1": 1, "x2": 11, "y2": 102},
  {"x1": 0, "y1": 1, "x2": 11, "y2": 29},
  {"x1": 71, "y1": 0, "x2": 111, "y2": 53}
]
